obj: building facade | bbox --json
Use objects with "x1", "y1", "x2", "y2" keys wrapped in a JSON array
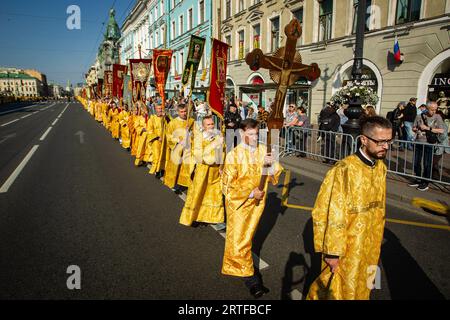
[
  {"x1": 165, "y1": 0, "x2": 212, "y2": 99},
  {"x1": 215, "y1": 0, "x2": 450, "y2": 123},
  {"x1": 0, "y1": 68, "x2": 43, "y2": 98}
]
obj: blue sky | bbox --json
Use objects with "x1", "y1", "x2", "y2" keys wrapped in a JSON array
[{"x1": 0, "y1": 0, "x2": 134, "y2": 86}]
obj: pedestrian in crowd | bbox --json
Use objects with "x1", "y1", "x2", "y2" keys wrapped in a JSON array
[
  {"x1": 247, "y1": 105, "x2": 257, "y2": 120},
  {"x1": 336, "y1": 104, "x2": 348, "y2": 133},
  {"x1": 257, "y1": 105, "x2": 269, "y2": 128},
  {"x1": 284, "y1": 104, "x2": 299, "y2": 152},
  {"x1": 318, "y1": 103, "x2": 340, "y2": 164},
  {"x1": 409, "y1": 101, "x2": 445, "y2": 191},
  {"x1": 365, "y1": 105, "x2": 377, "y2": 117},
  {"x1": 307, "y1": 116, "x2": 392, "y2": 300},
  {"x1": 295, "y1": 106, "x2": 310, "y2": 157},
  {"x1": 418, "y1": 103, "x2": 427, "y2": 115},
  {"x1": 387, "y1": 102, "x2": 405, "y2": 147},
  {"x1": 403, "y1": 97, "x2": 418, "y2": 150},
  {"x1": 237, "y1": 100, "x2": 247, "y2": 120},
  {"x1": 224, "y1": 103, "x2": 242, "y2": 130},
  {"x1": 432, "y1": 110, "x2": 450, "y2": 181}
]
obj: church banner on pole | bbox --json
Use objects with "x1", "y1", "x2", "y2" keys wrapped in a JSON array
[
  {"x1": 181, "y1": 35, "x2": 206, "y2": 95},
  {"x1": 112, "y1": 64, "x2": 128, "y2": 99},
  {"x1": 152, "y1": 49, "x2": 173, "y2": 109},
  {"x1": 207, "y1": 38, "x2": 229, "y2": 119},
  {"x1": 129, "y1": 58, "x2": 152, "y2": 104}
]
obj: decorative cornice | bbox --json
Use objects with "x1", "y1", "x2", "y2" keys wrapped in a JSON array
[{"x1": 246, "y1": 10, "x2": 264, "y2": 24}]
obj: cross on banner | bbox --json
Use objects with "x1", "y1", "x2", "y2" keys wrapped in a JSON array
[{"x1": 245, "y1": 18, "x2": 321, "y2": 129}]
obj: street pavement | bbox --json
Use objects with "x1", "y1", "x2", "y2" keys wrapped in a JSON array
[{"x1": 0, "y1": 101, "x2": 448, "y2": 299}]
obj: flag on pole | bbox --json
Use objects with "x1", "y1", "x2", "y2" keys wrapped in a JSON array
[
  {"x1": 122, "y1": 74, "x2": 132, "y2": 106},
  {"x1": 207, "y1": 38, "x2": 229, "y2": 119},
  {"x1": 394, "y1": 35, "x2": 403, "y2": 62},
  {"x1": 152, "y1": 49, "x2": 173, "y2": 109},
  {"x1": 129, "y1": 58, "x2": 152, "y2": 104},
  {"x1": 181, "y1": 35, "x2": 206, "y2": 95}
]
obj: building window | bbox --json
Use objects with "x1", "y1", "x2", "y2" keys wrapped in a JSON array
[
  {"x1": 180, "y1": 15, "x2": 184, "y2": 35},
  {"x1": 225, "y1": 35, "x2": 231, "y2": 61},
  {"x1": 319, "y1": 0, "x2": 333, "y2": 41},
  {"x1": 238, "y1": 30, "x2": 244, "y2": 60},
  {"x1": 395, "y1": 0, "x2": 421, "y2": 24},
  {"x1": 173, "y1": 54, "x2": 177, "y2": 75},
  {"x1": 270, "y1": 17, "x2": 280, "y2": 52},
  {"x1": 226, "y1": 0, "x2": 231, "y2": 19},
  {"x1": 180, "y1": 51, "x2": 184, "y2": 74},
  {"x1": 188, "y1": 8, "x2": 193, "y2": 30},
  {"x1": 292, "y1": 8, "x2": 303, "y2": 45},
  {"x1": 352, "y1": 0, "x2": 372, "y2": 33},
  {"x1": 155, "y1": 6, "x2": 158, "y2": 20},
  {"x1": 161, "y1": 0, "x2": 164, "y2": 15},
  {"x1": 253, "y1": 24, "x2": 260, "y2": 49},
  {"x1": 199, "y1": 0, "x2": 205, "y2": 23},
  {"x1": 254, "y1": 0, "x2": 261, "y2": 4},
  {"x1": 171, "y1": 0, "x2": 175, "y2": 10},
  {"x1": 239, "y1": 0, "x2": 244, "y2": 12},
  {"x1": 172, "y1": 21, "x2": 176, "y2": 39}
]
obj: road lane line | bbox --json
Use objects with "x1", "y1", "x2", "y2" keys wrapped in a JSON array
[
  {"x1": 21, "y1": 114, "x2": 32, "y2": 119},
  {"x1": 0, "y1": 104, "x2": 36, "y2": 115},
  {"x1": 39, "y1": 127, "x2": 53, "y2": 141},
  {"x1": 0, "y1": 145, "x2": 39, "y2": 193},
  {"x1": 1, "y1": 118, "x2": 20, "y2": 127},
  {"x1": 51, "y1": 118, "x2": 59, "y2": 125}
]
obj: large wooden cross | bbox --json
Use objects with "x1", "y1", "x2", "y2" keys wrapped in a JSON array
[
  {"x1": 245, "y1": 18, "x2": 321, "y2": 129},
  {"x1": 245, "y1": 18, "x2": 321, "y2": 203}
]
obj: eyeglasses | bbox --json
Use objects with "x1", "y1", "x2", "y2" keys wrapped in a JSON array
[{"x1": 364, "y1": 135, "x2": 393, "y2": 146}]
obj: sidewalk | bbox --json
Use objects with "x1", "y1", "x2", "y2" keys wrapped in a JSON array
[{"x1": 280, "y1": 155, "x2": 450, "y2": 222}]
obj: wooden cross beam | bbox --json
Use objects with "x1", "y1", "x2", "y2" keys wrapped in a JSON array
[{"x1": 245, "y1": 18, "x2": 321, "y2": 129}]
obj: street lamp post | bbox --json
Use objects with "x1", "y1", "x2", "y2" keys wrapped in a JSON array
[{"x1": 342, "y1": 0, "x2": 367, "y2": 141}]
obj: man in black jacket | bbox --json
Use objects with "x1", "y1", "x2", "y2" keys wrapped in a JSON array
[
  {"x1": 319, "y1": 104, "x2": 341, "y2": 164},
  {"x1": 403, "y1": 97, "x2": 417, "y2": 150}
]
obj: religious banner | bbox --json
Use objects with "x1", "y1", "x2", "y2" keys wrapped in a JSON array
[
  {"x1": 129, "y1": 58, "x2": 152, "y2": 104},
  {"x1": 207, "y1": 38, "x2": 229, "y2": 118},
  {"x1": 122, "y1": 74, "x2": 132, "y2": 107},
  {"x1": 181, "y1": 35, "x2": 206, "y2": 93},
  {"x1": 112, "y1": 64, "x2": 128, "y2": 99},
  {"x1": 96, "y1": 78, "x2": 103, "y2": 98},
  {"x1": 103, "y1": 71, "x2": 113, "y2": 97},
  {"x1": 153, "y1": 49, "x2": 173, "y2": 109}
]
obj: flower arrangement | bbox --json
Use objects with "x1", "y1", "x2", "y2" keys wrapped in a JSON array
[{"x1": 331, "y1": 83, "x2": 379, "y2": 106}]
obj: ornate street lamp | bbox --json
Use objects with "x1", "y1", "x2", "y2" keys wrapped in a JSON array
[{"x1": 342, "y1": 0, "x2": 367, "y2": 139}]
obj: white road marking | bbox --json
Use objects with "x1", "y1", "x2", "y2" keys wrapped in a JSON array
[
  {"x1": 0, "y1": 104, "x2": 36, "y2": 115},
  {"x1": 159, "y1": 177, "x2": 270, "y2": 271},
  {"x1": 1, "y1": 119, "x2": 19, "y2": 127},
  {"x1": 51, "y1": 118, "x2": 59, "y2": 126},
  {"x1": 0, "y1": 103, "x2": 57, "y2": 127},
  {"x1": 39, "y1": 127, "x2": 52, "y2": 141},
  {"x1": 0, "y1": 145, "x2": 39, "y2": 193}
]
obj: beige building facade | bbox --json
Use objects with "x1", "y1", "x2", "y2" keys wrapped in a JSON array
[{"x1": 214, "y1": 0, "x2": 450, "y2": 123}]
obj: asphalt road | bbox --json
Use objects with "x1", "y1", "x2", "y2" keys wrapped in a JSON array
[{"x1": 0, "y1": 101, "x2": 448, "y2": 299}]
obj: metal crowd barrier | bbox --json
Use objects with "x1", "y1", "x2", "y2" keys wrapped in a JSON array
[
  {"x1": 281, "y1": 126, "x2": 356, "y2": 162},
  {"x1": 280, "y1": 126, "x2": 450, "y2": 186}
]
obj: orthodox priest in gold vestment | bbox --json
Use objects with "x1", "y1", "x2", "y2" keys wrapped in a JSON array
[
  {"x1": 179, "y1": 115, "x2": 225, "y2": 226},
  {"x1": 221, "y1": 118, "x2": 282, "y2": 297},
  {"x1": 119, "y1": 104, "x2": 131, "y2": 149},
  {"x1": 147, "y1": 105, "x2": 165, "y2": 176},
  {"x1": 163, "y1": 104, "x2": 194, "y2": 192},
  {"x1": 134, "y1": 104, "x2": 149, "y2": 166},
  {"x1": 307, "y1": 116, "x2": 392, "y2": 300}
]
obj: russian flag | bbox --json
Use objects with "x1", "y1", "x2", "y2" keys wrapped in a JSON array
[{"x1": 394, "y1": 35, "x2": 402, "y2": 62}]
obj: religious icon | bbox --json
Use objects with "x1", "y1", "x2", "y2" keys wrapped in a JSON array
[
  {"x1": 217, "y1": 57, "x2": 226, "y2": 83},
  {"x1": 192, "y1": 44, "x2": 201, "y2": 60},
  {"x1": 157, "y1": 55, "x2": 168, "y2": 73}
]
